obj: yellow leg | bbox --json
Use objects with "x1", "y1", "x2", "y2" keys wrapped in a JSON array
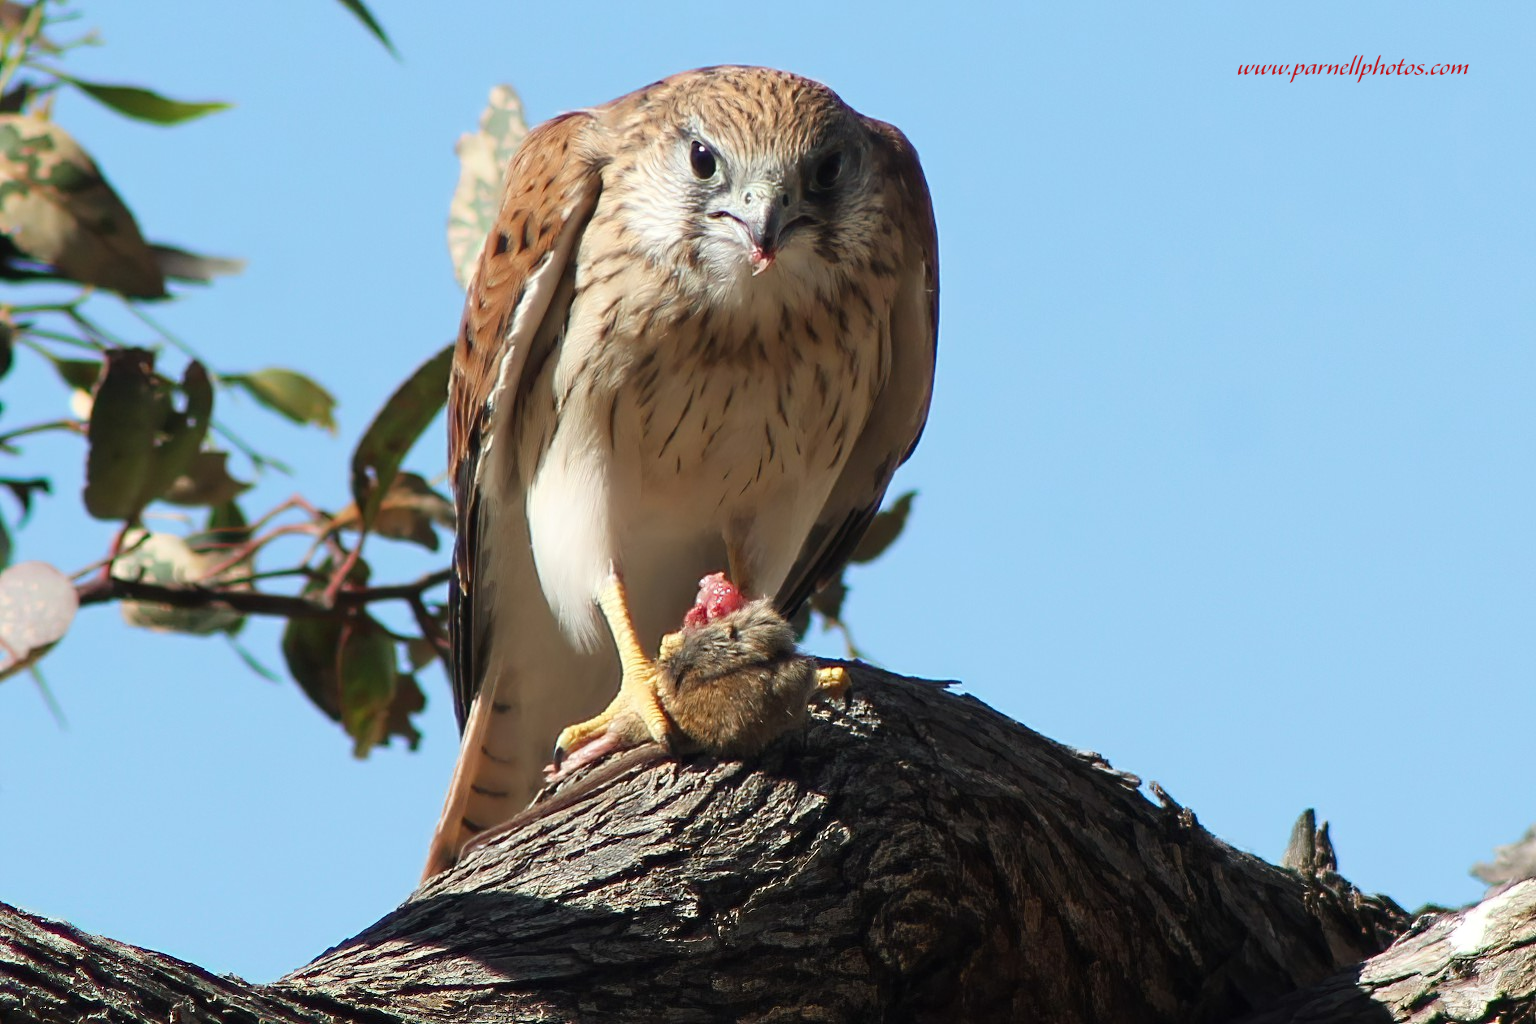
[{"x1": 554, "y1": 574, "x2": 672, "y2": 759}]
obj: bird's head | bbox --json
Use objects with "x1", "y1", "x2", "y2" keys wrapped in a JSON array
[{"x1": 608, "y1": 67, "x2": 887, "y2": 302}]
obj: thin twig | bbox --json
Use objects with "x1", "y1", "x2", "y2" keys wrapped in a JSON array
[
  {"x1": 407, "y1": 593, "x2": 452, "y2": 673},
  {"x1": 74, "y1": 568, "x2": 452, "y2": 621},
  {"x1": 5, "y1": 295, "x2": 87, "y2": 314},
  {"x1": 68, "y1": 529, "x2": 149, "y2": 583},
  {"x1": 0, "y1": 418, "x2": 83, "y2": 448},
  {"x1": 16, "y1": 327, "x2": 105, "y2": 352},
  {"x1": 0, "y1": 1, "x2": 47, "y2": 97},
  {"x1": 210, "y1": 419, "x2": 292, "y2": 475},
  {"x1": 205, "y1": 567, "x2": 316, "y2": 587},
  {"x1": 322, "y1": 537, "x2": 365, "y2": 608},
  {"x1": 196, "y1": 521, "x2": 315, "y2": 581},
  {"x1": 241, "y1": 495, "x2": 311, "y2": 536},
  {"x1": 123, "y1": 303, "x2": 206, "y2": 370}
]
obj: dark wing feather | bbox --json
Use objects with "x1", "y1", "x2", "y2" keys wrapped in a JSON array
[
  {"x1": 775, "y1": 118, "x2": 938, "y2": 616},
  {"x1": 448, "y1": 447, "x2": 483, "y2": 730},
  {"x1": 448, "y1": 111, "x2": 605, "y2": 729}
]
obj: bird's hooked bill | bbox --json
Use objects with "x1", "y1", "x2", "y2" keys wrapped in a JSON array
[{"x1": 736, "y1": 186, "x2": 785, "y2": 275}]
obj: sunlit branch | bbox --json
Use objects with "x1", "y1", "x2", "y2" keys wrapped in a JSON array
[{"x1": 75, "y1": 567, "x2": 453, "y2": 621}]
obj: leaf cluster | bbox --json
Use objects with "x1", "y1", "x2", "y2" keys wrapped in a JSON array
[{"x1": 0, "y1": 1, "x2": 438, "y2": 756}]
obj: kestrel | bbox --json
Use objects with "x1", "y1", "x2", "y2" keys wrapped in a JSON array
[{"x1": 423, "y1": 66, "x2": 938, "y2": 878}]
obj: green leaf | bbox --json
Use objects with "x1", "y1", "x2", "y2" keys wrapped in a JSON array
[
  {"x1": 150, "y1": 243, "x2": 245, "y2": 284},
  {"x1": 48, "y1": 355, "x2": 101, "y2": 392},
  {"x1": 205, "y1": 497, "x2": 249, "y2": 539},
  {"x1": 0, "y1": 319, "x2": 12, "y2": 379},
  {"x1": 0, "y1": 476, "x2": 49, "y2": 524},
  {"x1": 849, "y1": 491, "x2": 916, "y2": 564},
  {"x1": 338, "y1": 617, "x2": 399, "y2": 757},
  {"x1": 227, "y1": 634, "x2": 281, "y2": 682},
  {"x1": 138, "y1": 360, "x2": 214, "y2": 506},
  {"x1": 0, "y1": 83, "x2": 34, "y2": 116},
  {"x1": 162, "y1": 450, "x2": 251, "y2": 508},
  {"x1": 226, "y1": 368, "x2": 337, "y2": 432},
  {"x1": 29, "y1": 665, "x2": 66, "y2": 727},
  {"x1": 282, "y1": 614, "x2": 345, "y2": 720},
  {"x1": 187, "y1": 496, "x2": 251, "y2": 555},
  {"x1": 61, "y1": 78, "x2": 230, "y2": 126},
  {"x1": 332, "y1": 0, "x2": 398, "y2": 58},
  {"x1": 82, "y1": 348, "x2": 166, "y2": 520},
  {"x1": 809, "y1": 575, "x2": 848, "y2": 628},
  {"x1": 383, "y1": 673, "x2": 425, "y2": 752},
  {"x1": 0, "y1": 115, "x2": 167, "y2": 297},
  {"x1": 350, "y1": 344, "x2": 451, "y2": 535},
  {"x1": 281, "y1": 594, "x2": 423, "y2": 755},
  {"x1": 405, "y1": 635, "x2": 440, "y2": 671},
  {"x1": 111, "y1": 529, "x2": 245, "y2": 635},
  {"x1": 805, "y1": 573, "x2": 866, "y2": 659},
  {"x1": 83, "y1": 352, "x2": 219, "y2": 520},
  {"x1": 341, "y1": 470, "x2": 452, "y2": 551}
]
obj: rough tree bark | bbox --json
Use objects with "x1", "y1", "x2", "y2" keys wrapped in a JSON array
[{"x1": 1, "y1": 665, "x2": 1531, "y2": 1023}]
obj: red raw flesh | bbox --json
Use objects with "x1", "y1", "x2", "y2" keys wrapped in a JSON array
[{"x1": 682, "y1": 571, "x2": 744, "y2": 630}]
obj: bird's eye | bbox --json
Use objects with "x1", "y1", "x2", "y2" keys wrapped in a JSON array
[
  {"x1": 812, "y1": 151, "x2": 844, "y2": 191},
  {"x1": 689, "y1": 141, "x2": 717, "y2": 180}
]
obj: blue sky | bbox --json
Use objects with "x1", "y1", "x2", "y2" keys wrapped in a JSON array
[{"x1": 0, "y1": 0, "x2": 1531, "y2": 983}]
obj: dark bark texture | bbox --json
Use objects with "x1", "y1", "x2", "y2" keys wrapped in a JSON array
[
  {"x1": 1236, "y1": 880, "x2": 1536, "y2": 1024},
  {"x1": 1, "y1": 664, "x2": 1530, "y2": 1023}
]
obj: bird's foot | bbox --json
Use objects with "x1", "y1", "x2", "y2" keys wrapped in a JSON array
[
  {"x1": 544, "y1": 729, "x2": 628, "y2": 783},
  {"x1": 547, "y1": 572, "x2": 677, "y2": 779},
  {"x1": 550, "y1": 657, "x2": 671, "y2": 778},
  {"x1": 816, "y1": 665, "x2": 850, "y2": 701}
]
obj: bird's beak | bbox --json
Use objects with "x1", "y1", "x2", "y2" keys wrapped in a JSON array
[{"x1": 729, "y1": 186, "x2": 788, "y2": 276}]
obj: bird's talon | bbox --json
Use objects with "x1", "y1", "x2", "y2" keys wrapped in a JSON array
[{"x1": 550, "y1": 646, "x2": 672, "y2": 777}]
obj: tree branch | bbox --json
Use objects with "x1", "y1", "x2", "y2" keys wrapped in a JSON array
[
  {"x1": 0, "y1": 901, "x2": 401, "y2": 1024},
  {"x1": 73, "y1": 568, "x2": 452, "y2": 620},
  {"x1": 2, "y1": 665, "x2": 1530, "y2": 1023},
  {"x1": 1235, "y1": 881, "x2": 1536, "y2": 1024}
]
